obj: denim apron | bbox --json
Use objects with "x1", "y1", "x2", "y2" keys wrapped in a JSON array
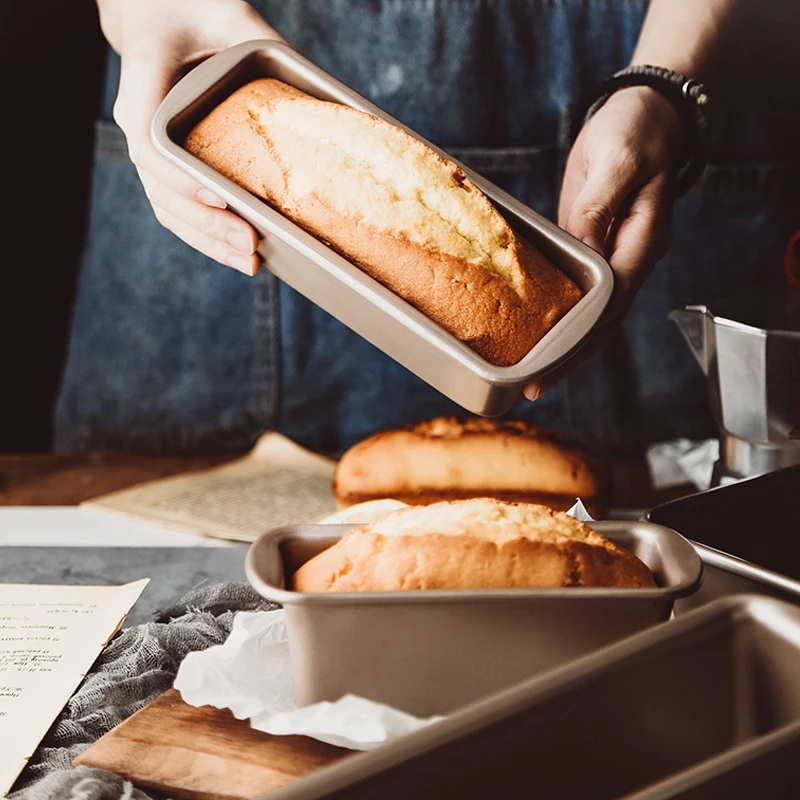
[{"x1": 55, "y1": 0, "x2": 800, "y2": 456}]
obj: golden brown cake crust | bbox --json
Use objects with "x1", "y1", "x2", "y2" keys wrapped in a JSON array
[
  {"x1": 332, "y1": 417, "x2": 611, "y2": 515},
  {"x1": 292, "y1": 499, "x2": 655, "y2": 592},
  {"x1": 184, "y1": 79, "x2": 581, "y2": 366},
  {"x1": 333, "y1": 490, "x2": 605, "y2": 519}
]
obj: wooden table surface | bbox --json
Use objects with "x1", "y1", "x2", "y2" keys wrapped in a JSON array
[
  {"x1": 0, "y1": 453, "x2": 695, "y2": 799},
  {"x1": 0, "y1": 451, "x2": 693, "y2": 510},
  {"x1": 0, "y1": 452, "x2": 235, "y2": 506}
]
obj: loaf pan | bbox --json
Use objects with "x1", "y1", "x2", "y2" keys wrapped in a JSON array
[
  {"x1": 151, "y1": 40, "x2": 614, "y2": 416},
  {"x1": 643, "y1": 465, "x2": 800, "y2": 614},
  {"x1": 259, "y1": 595, "x2": 800, "y2": 800},
  {"x1": 675, "y1": 544, "x2": 800, "y2": 616},
  {"x1": 245, "y1": 520, "x2": 701, "y2": 717}
]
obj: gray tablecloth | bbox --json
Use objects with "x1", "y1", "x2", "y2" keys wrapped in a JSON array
[{"x1": 0, "y1": 546, "x2": 250, "y2": 625}]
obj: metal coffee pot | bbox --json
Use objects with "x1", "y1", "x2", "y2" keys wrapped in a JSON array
[{"x1": 670, "y1": 280, "x2": 800, "y2": 485}]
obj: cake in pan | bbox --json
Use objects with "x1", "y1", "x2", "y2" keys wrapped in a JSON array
[
  {"x1": 293, "y1": 498, "x2": 655, "y2": 592},
  {"x1": 184, "y1": 78, "x2": 581, "y2": 366}
]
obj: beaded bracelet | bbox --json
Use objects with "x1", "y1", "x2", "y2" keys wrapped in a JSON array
[{"x1": 582, "y1": 65, "x2": 710, "y2": 196}]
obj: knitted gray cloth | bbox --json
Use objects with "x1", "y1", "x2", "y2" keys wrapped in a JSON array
[{"x1": 10, "y1": 582, "x2": 278, "y2": 800}]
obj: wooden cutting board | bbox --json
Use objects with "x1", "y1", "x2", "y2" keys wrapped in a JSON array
[{"x1": 73, "y1": 689, "x2": 351, "y2": 800}]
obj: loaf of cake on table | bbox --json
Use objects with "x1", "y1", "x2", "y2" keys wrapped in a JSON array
[{"x1": 332, "y1": 417, "x2": 612, "y2": 517}]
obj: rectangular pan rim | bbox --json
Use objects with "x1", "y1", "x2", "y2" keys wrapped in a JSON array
[
  {"x1": 620, "y1": 721, "x2": 800, "y2": 800},
  {"x1": 641, "y1": 475, "x2": 800, "y2": 599},
  {"x1": 151, "y1": 39, "x2": 614, "y2": 388},
  {"x1": 244, "y1": 520, "x2": 703, "y2": 606},
  {"x1": 691, "y1": 540, "x2": 800, "y2": 597}
]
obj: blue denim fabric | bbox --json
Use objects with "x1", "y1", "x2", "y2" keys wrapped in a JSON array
[{"x1": 55, "y1": 0, "x2": 800, "y2": 455}]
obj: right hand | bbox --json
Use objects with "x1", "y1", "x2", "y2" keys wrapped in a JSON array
[
  {"x1": 97, "y1": 0, "x2": 285, "y2": 275},
  {"x1": 524, "y1": 86, "x2": 684, "y2": 401}
]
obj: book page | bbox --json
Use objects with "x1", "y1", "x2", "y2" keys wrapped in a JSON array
[
  {"x1": 82, "y1": 433, "x2": 337, "y2": 543},
  {"x1": 0, "y1": 580, "x2": 148, "y2": 797}
]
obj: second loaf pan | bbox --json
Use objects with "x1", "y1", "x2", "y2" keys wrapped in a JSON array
[
  {"x1": 644, "y1": 466, "x2": 800, "y2": 615},
  {"x1": 245, "y1": 520, "x2": 702, "y2": 717},
  {"x1": 260, "y1": 594, "x2": 800, "y2": 800},
  {"x1": 151, "y1": 40, "x2": 614, "y2": 416}
]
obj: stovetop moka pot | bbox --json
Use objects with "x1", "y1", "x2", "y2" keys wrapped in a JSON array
[{"x1": 670, "y1": 282, "x2": 800, "y2": 484}]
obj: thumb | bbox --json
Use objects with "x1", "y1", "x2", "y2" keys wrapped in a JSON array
[{"x1": 564, "y1": 157, "x2": 641, "y2": 255}]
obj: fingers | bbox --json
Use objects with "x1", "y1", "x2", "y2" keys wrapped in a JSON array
[
  {"x1": 525, "y1": 173, "x2": 673, "y2": 403},
  {"x1": 141, "y1": 170, "x2": 258, "y2": 263},
  {"x1": 559, "y1": 133, "x2": 672, "y2": 318},
  {"x1": 100, "y1": 1, "x2": 287, "y2": 273},
  {"x1": 557, "y1": 145, "x2": 587, "y2": 232},
  {"x1": 563, "y1": 146, "x2": 644, "y2": 254},
  {"x1": 154, "y1": 203, "x2": 260, "y2": 275},
  {"x1": 115, "y1": 51, "x2": 218, "y2": 196},
  {"x1": 115, "y1": 49, "x2": 261, "y2": 271},
  {"x1": 542, "y1": 88, "x2": 680, "y2": 403},
  {"x1": 114, "y1": 50, "x2": 218, "y2": 203},
  {"x1": 605, "y1": 172, "x2": 672, "y2": 305}
]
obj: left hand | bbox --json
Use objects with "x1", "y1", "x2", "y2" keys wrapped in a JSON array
[
  {"x1": 97, "y1": 0, "x2": 285, "y2": 276},
  {"x1": 524, "y1": 86, "x2": 686, "y2": 401}
]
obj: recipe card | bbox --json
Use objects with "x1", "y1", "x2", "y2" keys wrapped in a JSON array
[
  {"x1": 82, "y1": 432, "x2": 337, "y2": 543},
  {"x1": 0, "y1": 580, "x2": 148, "y2": 797}
]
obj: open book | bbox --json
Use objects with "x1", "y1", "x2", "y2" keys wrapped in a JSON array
[{"x1": 82, "y1": 433, "x2": 338, "y2": 543}]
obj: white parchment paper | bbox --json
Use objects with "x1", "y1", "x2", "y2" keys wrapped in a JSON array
[{"x1": 174, "y1": 610, "x2": 443, "y2": 750}]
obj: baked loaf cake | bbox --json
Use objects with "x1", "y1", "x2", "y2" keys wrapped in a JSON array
[
  {"x1": 292, "y1": 498, "x2": 656, "y2": 592},
  {"x1": 184, "y1": 78, "x2": 581, "y2": 366},
  {"x1": 332, "y1": 417, "x2": 611, "y2": 517}
]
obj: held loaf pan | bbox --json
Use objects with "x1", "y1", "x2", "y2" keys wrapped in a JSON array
[
  {"x1": 245, "y1": 520, "x2": 701, "y2": 717},
  {"x1": 151, "y1": 40, "x2": 614, "y2": 416},
  {"x1": 260, "y1": 595, "x2": 800, "y2": 800}
]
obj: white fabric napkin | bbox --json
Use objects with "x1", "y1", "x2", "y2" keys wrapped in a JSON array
[{"x1": 646, "y1": 438, "x2": 720, "y2": 491}]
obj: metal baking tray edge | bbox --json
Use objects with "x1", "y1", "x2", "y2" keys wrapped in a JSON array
[
  {"x1": 676, "y1": 542, "x2": 800, "y2": 614},
  {"x1": 642, "y1": 468, "x2": 800, "y2": 613},
  {"x1": 255, "y1": 594, "x2": 800, "y2": 800}
]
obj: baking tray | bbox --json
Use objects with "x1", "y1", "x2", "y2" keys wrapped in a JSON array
[
  {"x1": 151, "y1": 40, "x2": 614, "y2": 416},
  {"x1": 259, "y1": 595, "x2": 800, "y2": 800},
  {"x1": 644, "y1": 465, "x2": 800, "y2": 614},
  {"x1": 245, "y1": 520, "x2": 701, "y2": 717}
]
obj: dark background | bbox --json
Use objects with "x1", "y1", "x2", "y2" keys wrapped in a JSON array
[
  {"x1": 1, "y1": 3, "x2": 105, "y2": 452},
  {"x1": 1, "y1": 1, "x2": 798, "y2": 455}
]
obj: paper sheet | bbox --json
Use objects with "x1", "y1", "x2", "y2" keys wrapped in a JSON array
[
  {"x1": 82, "y1": 433, "x2": 337, "y2": 543},
  {"x1": 174, "y1": 610, "x2": 443, "y2": 750},
  {"x1": 0, "y1": 579, "x2": 148, "y2": 797}
]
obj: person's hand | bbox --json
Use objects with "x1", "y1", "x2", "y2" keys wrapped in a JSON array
[
  {"x1": 97, "y1": 0, "x2": 284, "y2": 276},
  {"x1": 524, "y1": 86, "x2": 686, "y2": 400}
]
